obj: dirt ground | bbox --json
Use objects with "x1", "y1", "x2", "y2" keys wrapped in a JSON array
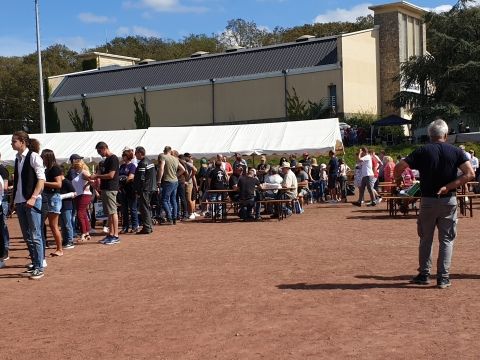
[{"x1": 1, "y1": 200, "x2": 480, "y2": 360}]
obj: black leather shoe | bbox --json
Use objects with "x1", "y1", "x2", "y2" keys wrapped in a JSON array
[{"x1": 136, "y1": 229, "x2": 152, "y2": 234}]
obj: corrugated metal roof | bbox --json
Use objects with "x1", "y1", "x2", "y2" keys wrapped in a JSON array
[{"x1": 52, "y1": 37, "x2": 338, "y2": 99}]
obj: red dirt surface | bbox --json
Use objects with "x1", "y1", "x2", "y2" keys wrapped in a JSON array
[{"x1": 1, "y1": 202, "x2": 480, "y2": 359}]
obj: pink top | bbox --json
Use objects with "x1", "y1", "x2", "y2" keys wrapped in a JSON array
[
  {"x1": 383, "y1": 162, "x2": 395, "y2": 183},
  {"x1": 402, "y1": 167, "x2": 416, "y2": 187}
]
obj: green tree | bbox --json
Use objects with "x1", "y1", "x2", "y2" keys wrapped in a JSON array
[
  {"x1": 392, "y1": 0, "x2": 480, "y2": 127},
  {"x1": 218, "y1": 19, "x2": 269, "y2": 48},
  {"x1": 23, "y1": 44, "x2": 80, "y2": 77},
  {"x1": 133, "y1": 97, "x2": 150, "y2": 129},
  {"x1": 286, "y1": 88, "x2": 331, "y2": 121},
  {"x1": 68, "y1": 99, "x2": 93, "y2": 131}
]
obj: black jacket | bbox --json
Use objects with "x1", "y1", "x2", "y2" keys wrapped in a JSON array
[{"x1": 134, "y1": 157, "x2": 157, "y2": 192}]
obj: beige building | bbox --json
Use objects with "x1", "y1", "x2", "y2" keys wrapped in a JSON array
[{"x1": 49, "y1": 1, "x2": 426, "y2": 131}]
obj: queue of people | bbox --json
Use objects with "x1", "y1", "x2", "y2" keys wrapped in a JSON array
[{"x1": 0, "y1": 132, "x2": 350, "y2": 278}]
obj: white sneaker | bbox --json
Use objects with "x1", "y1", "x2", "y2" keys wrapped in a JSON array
[
  {"x1": 188, "y1": 213, "x2": 196, "y2": 220},
  {"x1": 26, "y1": 260, "x2": 47, "y2": 268},
  {"x1": 0, "y1": 260, "x2": 5, "y2": 269},
  {"x1": 103, "y1": 226, "x2": 109, "y2": 234}
]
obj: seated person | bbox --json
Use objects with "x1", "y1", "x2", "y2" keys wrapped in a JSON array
[
  {"x1": 256, "y1": 155, "x2": 270, "y2": 183},
  {"x1": 263, "y1": 167, "x2": 283, "y2": 199},
  {"x1": 382, "y1": 156, "x2": 396, "y2": 183},
  {"x1": 271, "y1": 162, "x2": 298, "y2": 218},
  {"x1": 228, "y1": 164, "x2": 243, "y2": 202},
  {"x1": 294, "y1": 163, "x2": 309, "y2": 209},
  {"x1": 401, "y1": 166, "x2": 416, "y2": 187},
  {"x1": 234, "y1": 168, "x2": 260, "y2": 220},
  {"x1": 280, "y1": 162, "x2": 298, "y2": 199}
]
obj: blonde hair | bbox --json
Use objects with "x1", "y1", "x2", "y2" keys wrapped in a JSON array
[
  {"x1": 384, "y1": 156, "x2": 393, "y2": 163},
  {"x1": 72, "y1": 159, "x2": 90, "y2": 174}
]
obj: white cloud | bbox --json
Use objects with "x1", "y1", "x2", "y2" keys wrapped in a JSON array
[
  {"x1": 314, "y1": 3, "x2": 372, "y2": 23},
  {"x1": 78, "y1": 12, "x2": 114, "y2": 24},
  {"x1": 123, "y1": 0, "x2": 208, "y2": 13},
  {"x1": 425, "y1": 0, "x2": 480, "y2": 12},
  {"x1": 116, "y1": 26, "x2": 160, "y2": 37},
  {"x1": 54, "y1": 36, "x2": 92, "y2": 52},
  {"x1": 425, "y1": 4, "x2": 452, "y2": 13}
]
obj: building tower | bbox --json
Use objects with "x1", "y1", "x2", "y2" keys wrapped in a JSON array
[{"x1": 369, "y1": 1, "x2": 426, "y2": 117}]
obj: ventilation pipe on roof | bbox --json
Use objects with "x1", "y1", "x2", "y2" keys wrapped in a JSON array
[
  {"x1": 295, "y1": 35, "x2": 316, "y2": 42},
  {"x1": 138, "y1": 59, "x2": 156, "y2": 65},
  {"x1": 225, "y1": 45, "x2": 245, "y2": 53},
  {"x1": 191, "y1": 51, "x2": 210, "y2": 58}
]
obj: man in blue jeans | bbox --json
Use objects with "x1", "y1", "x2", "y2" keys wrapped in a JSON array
[
  {"x1": 11, "y1": 131, "x2": 46, "y2": 280},
  {"x1": 157, "y1": 146, "x2": 185, "y2": 225}
]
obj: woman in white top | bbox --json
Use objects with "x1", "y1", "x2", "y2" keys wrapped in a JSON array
[
  {"x1": 71, "y1": 158, "x2": 92, "y2": 242},
  {"x1": 353, "y1": 146, "x2": 377, "y2": 206},
  {"x1": 337, "y1": 158, "x2": 350, "y2": 201}
]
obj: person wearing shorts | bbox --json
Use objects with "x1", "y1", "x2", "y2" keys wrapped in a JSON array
[
  {"x1": 41, "y1": 149, "x2": 64, "y2": 257},
  {"x1": 91, "y1": 142, "x2": 120, "y2": 245}
]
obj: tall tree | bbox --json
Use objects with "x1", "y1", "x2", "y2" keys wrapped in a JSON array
[
  {"x1": 218, "y1": 19, "x2": 269, "y2": 48},
  {"x1": 393, "y1": 0, "x2": 480, "y2": 127},
  {"x1": 133, "y1": 97, "x2": 150, "y2": 129}
]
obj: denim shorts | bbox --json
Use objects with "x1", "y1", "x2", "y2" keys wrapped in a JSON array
[{"x1": 46, "y1": 193, "x2": 62, "y2": 214}]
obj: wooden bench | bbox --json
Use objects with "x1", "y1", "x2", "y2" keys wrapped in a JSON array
[
  {"x1": 456, "y1": 193, "x2": 480, "y2": 217},
  {"x1": 256, "y1": 199, "x2": 296, "y2": 221},
  {"x1": 201, "y1": 200, "x2": 231, "y2": 221},
  {"x1": 201, "y1": 198, "x2": 296, "y2": 221},
  {"x1": 382, "y1": 194, "x2": 480, "y2": 217},
  {"x1": 381, "y1": 195, "x2": 420, "y2": 216}
]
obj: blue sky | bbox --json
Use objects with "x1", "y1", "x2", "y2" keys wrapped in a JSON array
[{"x1": 0, "y1": 0, "x2": 466, "y2": 56}]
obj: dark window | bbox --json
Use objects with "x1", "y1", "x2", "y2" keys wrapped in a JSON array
[{"x1": 328, "y1": 84, "x2": 337, "y2": 109}]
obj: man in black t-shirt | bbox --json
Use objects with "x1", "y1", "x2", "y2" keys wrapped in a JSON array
[
  {"x1": 394, "y1": 119, "x2": 474, "y2": 289},
  {"x1": 208, "y1": 161, "x2": 227, "y2": 191},
  {"x1": 207, "y1": 161, "x2": 228, "y2": 217},
  {"x1": 234, "y1": 168, "x2": 260, "y2": 220},
  {"x1": 228, "y1": 164, "x2": 243, "y2": 202},
  {"x1": 91, "y1": 142, "x2": 120, "y2": 244},
  {"x1": 327, "y1": 150, "x2": 339, "y2": 202}
]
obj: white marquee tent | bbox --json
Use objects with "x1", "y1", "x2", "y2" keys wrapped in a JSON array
[{"x1": 0, "y1": 118, "x2": 343, "y2": 165}]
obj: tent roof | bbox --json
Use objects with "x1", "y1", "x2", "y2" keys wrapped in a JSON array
[
  {"x1": 0, "y1": 118, "x2": 343, "y2": 165},
  {"x1": 372, "y1": 114, "x2": 412, "y2": 127}
]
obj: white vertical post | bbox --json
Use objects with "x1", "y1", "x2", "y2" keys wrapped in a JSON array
[{"x1": 35, "y1": 0, "x2": 46, "y2": 133}]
